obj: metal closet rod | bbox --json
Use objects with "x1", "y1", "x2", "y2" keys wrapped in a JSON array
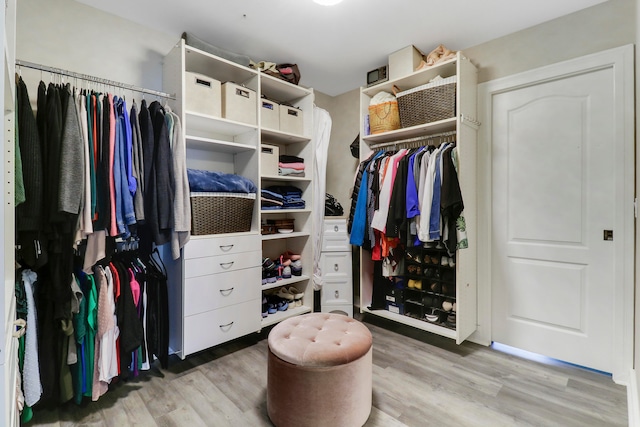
[
  {"x1": 15, "y1": 59, "x2": 176, "y2": 100},
  {"x1": 369, "y1": 130, "x2": 457, "y2": 150}
]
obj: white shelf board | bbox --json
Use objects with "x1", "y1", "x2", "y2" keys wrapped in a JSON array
[
  {"x1": 361, "y1": 306, "x2": 457, "y2": 339},
  {"x1": 261, "y1": 305, "x2": 312, "y2": 328},
  {"x1": 186, "y1": 111, "x2": 257, "y2": 138},
  {"x1": 261, "y1": 127, "x2": 310, "y2": 145},
  {"x1": 262, "y1": 274, "x2": 311, "y2": 291},
  {"x1": 362, "y1": 55, "x2": 459, "y2": 97},
  {"x1": 260, "y1": 73, "x2": 312, "y2": 103},
  {"x1": 184, "y1": 43, "x2": 257, "y2": 85},
  {"x1": 186, "y1": 135, "x2": 256, "y2": 153},
  {"x1": 262, "y1": 231, "x2": 310, "y2": 241},
  {"x1": 363, "y1": 117, "x2": 457, "y2": 145},
  {"x1": 261, "y1": 208, "x2": 311, "y2": 214},
  {"x1": 261, "y1": 174, "x2": 311, "y2": 183}
]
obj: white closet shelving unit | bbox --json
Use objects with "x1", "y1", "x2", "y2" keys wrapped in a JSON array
[
  {"x1": 1, "y1": 0, "x2": 17, "y2": 424},
  {"x1": 358, "y1": 52, "x2": 478, "y2": 344},
  {"x1": 162, "y1": 40, "x2": 315, "y2": 357},
  {"x1": 259, "y1": 72, "x2": 315, "y2": 327}
]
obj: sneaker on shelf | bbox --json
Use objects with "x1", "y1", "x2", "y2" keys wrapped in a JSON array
[
  {"x1": 262, "y1": 257, "x2": 276, "y2": 271},
  {"x1": 262, "y1": 297, "x2": 268, "y2": 318},
  {"x1": 282, "y1": 250, "x2": 301, "y2": 261},
  {"x1": 288, "y1": 286, "x2": 304, "y2": 300},
  {"x1": 282, "y1": 266, "x2": 292, "y2": 279},
  {"x1": 277, "y1": 287, "x2": 295, "y2": 301},
  {"x1": 266, "y1": 270, "x2": 278, "y2": 284}
]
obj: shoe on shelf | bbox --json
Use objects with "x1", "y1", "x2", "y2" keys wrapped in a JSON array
[
  {"x1": 282, "y1": 266, "x2": 292, "y2": 279},
  {"x1": 262, "y1": 257, "x2": 276, "y2": 271},
  {"x1": 425, "y1": 307, "x2": 440, "y2": 323},
  {"x1": 288, "y1": 286, "x2": 304, "y2": 300},
  {"x1": 267, "y1": 303, "x2": 277, "y2": 314},
  {"x1": 277, "y1": 287, "x2": 295, "y2": 301},
  {"x1": 266, "y1": 270, "x2": 278, "y2": 284},
  {"x1": 445, "y1": 312, "x2": 456, "y2": 327},
  {"x1": 262, "y1": 297, "x2": 268, "y2": 318},
  {"x1": 291, "y1": 260, "x2": 302, "y2": 276},
  {"x1": 282, "y1": 250, "x2": 301, "y2": 261},
  {"x1": 442, "y1": 300, "x2": 453, "y2": 312}
]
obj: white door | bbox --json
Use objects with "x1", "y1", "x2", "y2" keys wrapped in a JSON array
[{"x1": 488, "y1": 46, "x2": 634, "y2": 378}]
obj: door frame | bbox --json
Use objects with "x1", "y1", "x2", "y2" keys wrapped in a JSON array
[{"x1": 474, "y1": 44, "x2": 635, "y2": 384}]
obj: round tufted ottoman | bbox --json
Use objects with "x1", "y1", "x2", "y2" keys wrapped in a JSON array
[{"x1": 267, "y1": 313, "x2": 373, "y2": 427}]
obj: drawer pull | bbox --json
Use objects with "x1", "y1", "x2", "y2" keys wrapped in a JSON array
[
  {"x1": 220, "y1": 261, "x2": 234, "y2": 269},
  {"x1": 335, "y1": 290, "x2": 339, "y2": 299},
  {"x1": 334, "y1": 263, "x2": 339, "y2": 271},
  {"x1": 219, "y1": 287, "x2": 234, "y2": 296},
  {"x1": 219, "y1": 321, "x2": 234, "y2": 330},
  {"x1": 334, "y1": 226, "x2": 339, "y2": 232},
  {"x1": 219, "y1": 244, "x2": 234, "y2": 252}
]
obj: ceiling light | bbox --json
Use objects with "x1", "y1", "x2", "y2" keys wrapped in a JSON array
[{"x1": 313, "y1": 0, "x2": 343, "y2": 5}]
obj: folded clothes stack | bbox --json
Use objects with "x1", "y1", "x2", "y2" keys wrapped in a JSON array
[
  {"x1": 261, "y1": 185, "x2": 305, "y2": 210},
  {"x1": 279, "y1": 154, "x2": 305, "y2": 177}
]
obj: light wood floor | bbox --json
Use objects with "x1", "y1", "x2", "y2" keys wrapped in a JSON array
[{"x1": 27, "y1": 314, "x2": 628, "y2": 427}]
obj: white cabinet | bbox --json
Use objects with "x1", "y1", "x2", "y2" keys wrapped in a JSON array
[
  {"x1": 320, "y1": 219, "x2": 353, "y2": 317},
  {"x1": 162, "y1": 39, "x2": 316, "y2": 356},
  {"x1": 357, "y1": 52, "x2": 478, "y2": 344},
  {"x1": 165, "y1": 233, "x2": 262, "y2": 358}
]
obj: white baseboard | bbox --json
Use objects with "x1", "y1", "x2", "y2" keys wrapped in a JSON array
[{"x1": 628, "y1": 368, "x2": 639, "y2": 427}]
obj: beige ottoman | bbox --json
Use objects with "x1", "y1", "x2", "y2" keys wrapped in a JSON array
[{"x1": 267, "y1": 313, "x2": 373, "y2": 427}]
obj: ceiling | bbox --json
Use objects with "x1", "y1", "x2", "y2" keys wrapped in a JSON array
[{"x1": 76, "y1": 0, "x2": 606, "y2": 96}]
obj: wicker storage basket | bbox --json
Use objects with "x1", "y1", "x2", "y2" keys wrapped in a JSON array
[
  {"x1": 190, "y1": 192, "x2": 255, "y2": 235},
  {"x1": 368, "y1": 101, "x2": 401, "y2": 134},
  {"x1": 396, "y1": 76, "x2": 457, "y2": 128}
]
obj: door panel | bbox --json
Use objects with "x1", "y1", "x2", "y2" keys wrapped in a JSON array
[{"x1": 492, "y1": 66, "x2": 616, "y2": 373}]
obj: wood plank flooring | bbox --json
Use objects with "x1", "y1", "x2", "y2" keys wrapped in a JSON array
[{"x1": 26, "y1": 314, "x2": 628, "y2": 426}]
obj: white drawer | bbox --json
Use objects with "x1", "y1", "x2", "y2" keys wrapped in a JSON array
[
  {"x1": 320, "y1": 252, "x2": 352, "y2": 280},
  {"x1": 185, "y1": 250, "x2": 261, "y2": 279},
  {"x1": 323, "y1": 219, "x2": 348, "y2": 233},
  {"x1": 184, "y1": 234, "x2": 259, "y2": 259},
  {"x1": 321, "y1": 279, "x2": 352, "y2": 306},
  {"x1": 183, "y1": 299, "x2": 261, "y2": 355},
  {"x1": 184, "y1": 267, "x2": 260, "y2": 316},
  {"x1": 322, "y1": 219, "x2": 350, "y2": 252}
]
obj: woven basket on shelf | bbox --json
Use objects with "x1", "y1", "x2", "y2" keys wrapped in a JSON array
[
  {"x1": 190, "y1": 192, "x2": 255, "y2": 235},
  {"x1": 368, "y1": 101, "x2": 401, "y2": 134},
  {"x1": 396, "y1": 76, "x2": 457, "y2": 128}
]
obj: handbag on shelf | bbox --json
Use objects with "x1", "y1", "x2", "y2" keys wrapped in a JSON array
[{"x1": 253, "y1": 61, "x2": 301, "y2": 85}]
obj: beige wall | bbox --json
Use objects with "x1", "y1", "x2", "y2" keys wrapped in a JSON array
[
  {"x1": 466, "y1": 0, "x2": 635, "y2": 83},
  {"x1": 16, "y1": 0, "x2": 176, "y2": 97}
]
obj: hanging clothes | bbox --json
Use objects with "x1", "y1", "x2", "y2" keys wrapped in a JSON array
[{"x1": 350, "y1": 140, "x2": 466, "y2": 261}]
